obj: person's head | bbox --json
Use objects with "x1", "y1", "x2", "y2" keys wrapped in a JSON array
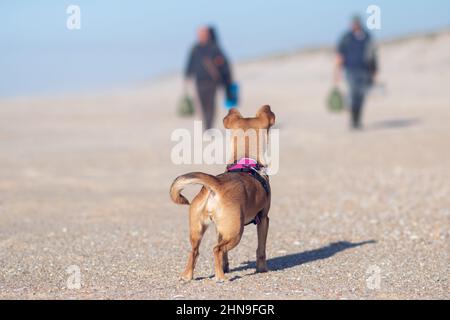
[
  {"x1": 351, "y1": 15, "x2": 363, "y2": 33},
  {"x1": 197, "y1": 26, "x2": 210, "y2": 45}
]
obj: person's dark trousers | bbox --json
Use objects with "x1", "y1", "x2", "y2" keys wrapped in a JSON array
[
  {"x1": 196, "y1": 81, "x2": 217, "y2": 130},
  {"x1": 346, "y1": 69, "x2": 370, "y2": 129}
]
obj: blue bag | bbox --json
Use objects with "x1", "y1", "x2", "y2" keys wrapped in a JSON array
[{"x1": 224, "y1": 82, "x2": 239, "y2": 109}]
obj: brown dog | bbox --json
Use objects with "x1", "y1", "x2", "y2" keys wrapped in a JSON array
[{"x1": 170, "y1": 105, "x2": 275, "y2": 281}]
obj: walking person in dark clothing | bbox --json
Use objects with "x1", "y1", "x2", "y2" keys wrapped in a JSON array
[
  {"x1": 185, "y1": 26, "x2": 233, "y2": 130},
  {"x1": 335, "y1": 15, "x2": 378, "y2": 129}
]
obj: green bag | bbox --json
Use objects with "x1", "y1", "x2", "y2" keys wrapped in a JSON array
[
  {"x1": 178, "y1": 94, "x2": 195, "y2": 117},
  {"x1": 327, "y1": 87, "x2": 345, "y2": 112}
]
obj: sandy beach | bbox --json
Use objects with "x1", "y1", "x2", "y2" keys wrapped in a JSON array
[{"x1": 0, "y1": 30, "x2": 449, "y2": 299}]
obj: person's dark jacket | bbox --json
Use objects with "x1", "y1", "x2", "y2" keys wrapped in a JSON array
[
  {"x1": 185, "y1": 43, "x2": 232, "y2": 87},
  {"x1": 338, "y1": 30, "x2": 377, "y2": 75}
]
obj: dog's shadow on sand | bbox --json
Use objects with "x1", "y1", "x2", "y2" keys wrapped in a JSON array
[{"x1": 231, "y1": 240, "x2": 376, "y2": 276}]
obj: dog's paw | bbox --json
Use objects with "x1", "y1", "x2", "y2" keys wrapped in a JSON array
[
  {"x1": 256, "y1": 266, "x2": 269, "y2": 273},
  {"x1": 179, "y1": 273, "x2": 193, "y2": 282},
  {"x1": 215, "y1": 276, "x2": 229, "y2": 283}
]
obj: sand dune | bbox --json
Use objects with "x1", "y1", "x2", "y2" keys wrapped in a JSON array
[{"x1": 0, "y1": 30, "x2": 449, "y2": 299}]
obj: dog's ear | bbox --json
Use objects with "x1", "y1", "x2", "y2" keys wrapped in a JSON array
[
  {"x1": 223, "y1": 108, "x2": 242, "y2": 129},
  {"x1": 256, "y1": 105, "x2": 276, "y2": 128}
]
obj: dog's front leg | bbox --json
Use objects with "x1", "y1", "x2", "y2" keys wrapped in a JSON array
[{"x1": 256, "y1": 215, "x2": 269, "y2": 273}]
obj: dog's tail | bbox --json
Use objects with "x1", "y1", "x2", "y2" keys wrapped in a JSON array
[{"x1": 169, "y1": 172, "x2": 220, "y2": 205}]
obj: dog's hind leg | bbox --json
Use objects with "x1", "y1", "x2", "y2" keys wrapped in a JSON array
[
  {"x1": 213, "y1": 238, "x2": 239, "y2": 282},
  {"x1": 222, "y1": 251, "x2": 229, "y2": 273},
  {"x1": 180, "y1": 207, "x2": 208, "y2": 281},
  {"x1": 213, "y1": 230, "x2": 242, "y2": 282},
  {"x1": 256, "y1": 212, "x2": 270, "y2": 273}
]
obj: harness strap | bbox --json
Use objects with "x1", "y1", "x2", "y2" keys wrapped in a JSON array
[
  {"x1": 227, "y1": 165, "x2": 269, "y2": 226},
  {"x1": 226, "y1": 167, "x2": 270, "y2": 195}
]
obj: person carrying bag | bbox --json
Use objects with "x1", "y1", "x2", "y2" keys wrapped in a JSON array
[{"x1": 183, "y1": 26, "x2": 236, "y2": 130}]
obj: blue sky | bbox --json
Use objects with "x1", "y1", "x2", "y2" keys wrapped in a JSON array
[{"x1": 1, "y1": 0, "x2": 449, "y2": 97}]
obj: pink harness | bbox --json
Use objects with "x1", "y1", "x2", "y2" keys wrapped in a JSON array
[
  {"x1": 226, "y1": 157, "x2": 259, "y2": 171},
  {"x1": 226, "y1": 158, "x2": 268, "y2": 225}
]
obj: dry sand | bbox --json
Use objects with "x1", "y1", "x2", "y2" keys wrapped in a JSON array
[{"x1": 0, "y1": 31, "x2": 449, "y2": 299}]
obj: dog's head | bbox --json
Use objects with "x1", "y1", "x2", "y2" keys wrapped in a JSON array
[{"x1": 223, "y1": 105, "x2": 276, "y2": 165}]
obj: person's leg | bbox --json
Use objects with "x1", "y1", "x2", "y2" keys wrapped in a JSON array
[
  {"x1": 354, "y1": 93, "x2": 365, "y2": 128},
  {"x1": 353, "y1": 91, "x2": 364, "y2": 128},
  {"x1": 196, "y1": 82, "x2": 217, "y2": 130},
  {"x1": 205, "y1": 85, "x2": 216, "y2": 130},
  {"x1": 346, "y1": 70, "x2": 367, "y2": 129},
  {"x1": 353, "y1": 71, "x2": 369, "y2": 128},
  {"x1": 196, "y1": 83, "x2": 208, "y2": 129},
  {"x1": 346, "y1": 71, "x2": 360, "y2": 129}
]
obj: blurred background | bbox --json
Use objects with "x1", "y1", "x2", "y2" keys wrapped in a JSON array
[
  {"x1": 1, "y1": 0, "x2": 449, "y2": 98},
  {"x1": 1, "y1": 1, "x2": 449, "y2": 299}
]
